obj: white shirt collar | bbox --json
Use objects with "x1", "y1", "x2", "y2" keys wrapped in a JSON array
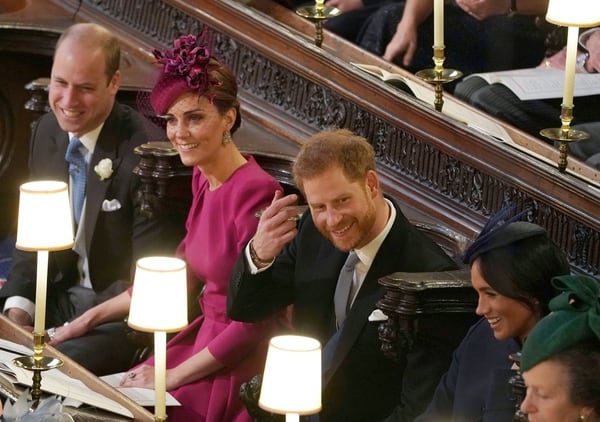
[
  {"x1": 69, "y1": 123, "x2": 104, "y2": 155},
  {"x1": 354, "y1": 198, "x2": 396, "y2": 269}
]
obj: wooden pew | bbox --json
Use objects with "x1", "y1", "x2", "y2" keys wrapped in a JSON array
[
  {"x1": 0, "y1": 313, "x2": 154, "y2": 421},
  {"x1": 0, "y1": 3, "x2": 543, "y2": 418},
  {"x1": 1, "y1": 0, "x2": 599, "y2": 279}
]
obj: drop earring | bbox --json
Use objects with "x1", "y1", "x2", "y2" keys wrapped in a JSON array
[{"x1": 222, "y1": 130, "x2": 232, "y2": 145}]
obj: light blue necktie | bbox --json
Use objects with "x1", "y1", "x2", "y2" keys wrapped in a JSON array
[
  {"x1": 333, "y1": 251, "x2": 360, "y2": 329},
  {"x1": 65, "y1": 137, "x2": 88, "y2": 224}
]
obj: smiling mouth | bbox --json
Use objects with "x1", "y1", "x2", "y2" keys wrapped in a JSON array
[
  {"x1": 177, "y1": 143, "x2": 198, "y2": 150},
  {"x1": 487, "y1": 317, "x2": 501, "y2": 326},
  {"x1": 331, "y1": 223, "x2": 352, "y2": 236},
  {"x1": 62, "y1": 109, "x2": 81, "y2": 118}
]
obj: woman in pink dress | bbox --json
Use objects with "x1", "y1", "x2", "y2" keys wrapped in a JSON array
[{"x1": 50, "y1": 33, "x2": 284, "y2": 421}]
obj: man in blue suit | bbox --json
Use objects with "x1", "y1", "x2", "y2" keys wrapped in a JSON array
[
  {"x1": 0, "y1": 23, "x2": 178, "y2": 375},
  {"x1": 228, "y1": 129, "x2": 469, "y2": 421}
]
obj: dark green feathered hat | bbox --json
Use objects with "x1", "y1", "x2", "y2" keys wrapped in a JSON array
[{"x1": 521, "y1": 274, "x2": 600, "y2": 371}]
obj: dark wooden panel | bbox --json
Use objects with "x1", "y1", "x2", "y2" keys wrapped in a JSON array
[{"x1": 0, "y1": 0, "x2": 598, "y2": 277}]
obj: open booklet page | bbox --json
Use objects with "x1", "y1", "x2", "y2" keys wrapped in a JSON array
[
  {"x1": 351, "y1": 63, "x2": 600, "y2": 188},
  {"x1": 463, "y1": 68, "x2": 600, "y2": 100},
  {"x1": 0, "y1": 346, "x2": 133, "y2": 418},
  {"x1": 100, "y1": 372, "x2": 180, "y2": 407}
]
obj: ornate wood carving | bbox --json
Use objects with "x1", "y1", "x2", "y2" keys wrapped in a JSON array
[
  {"x1": 61, "y1": 0, "x2": 600, "y2": 277},
  {"x1": 377, "y1": 269, "x2": 477, "y2": 360},
  {"x1": 1, "y1": 1, "x2": 596, "y2": 278}
]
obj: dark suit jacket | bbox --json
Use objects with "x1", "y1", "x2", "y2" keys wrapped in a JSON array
[
  {"x1": 228, "y1": 199, "x2": 463, "y2": 421},
  {"x1": 1, "y1": 103, "x2": 178, "y2": 319},
  {"x1": 412, "y1": 318, "x2": 520, "y2": 422}
]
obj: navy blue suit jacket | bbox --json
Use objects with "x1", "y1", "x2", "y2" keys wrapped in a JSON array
[{"x1": 410, "y1": 318, "x2": 520, "y2": 422}]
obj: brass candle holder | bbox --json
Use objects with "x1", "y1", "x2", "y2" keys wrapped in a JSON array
[
  {"x1": 540, "y1": 104, "x2": 589, "y2": 173},
  {"x1": 296, "y1": 2, "x2": 341, "y2": 48},
  {"x1": 415, "y1": 46, "x2": 462, "y2": 111},
  {"x1": 13, "y1": 332, "x2": 63, "y2": 403}
]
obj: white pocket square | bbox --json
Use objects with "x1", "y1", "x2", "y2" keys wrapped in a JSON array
[
  {"x1": 102, "y1": 199, "x2": 121, "y2": 212},
  {"x1": 368, "y1": 309, "x2": 389, "y2": 322}
]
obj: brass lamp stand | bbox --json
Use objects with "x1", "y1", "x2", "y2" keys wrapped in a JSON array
[
  {"x1": 12, "y1": 181, "x2": 73, "y2": 405},
  {"x1": 416, "y1": 46, "x2": 462, "y2": 112},
  {"x1": 13, "y1": 332, "x2": 63, "y2": 403},
  {"x1": 540, "y1": 105, "x2": 589, "y2": 173},
  {"x1": 539, "y1": 0, "x2": 600, "y2": 172},
  {"x1": 296, "y1": 0, "x2": 341, "y2": 47}
]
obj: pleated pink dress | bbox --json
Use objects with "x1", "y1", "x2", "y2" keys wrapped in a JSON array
[{"x1": 136, "y1": 156, "x2": 282, "y2": 421}]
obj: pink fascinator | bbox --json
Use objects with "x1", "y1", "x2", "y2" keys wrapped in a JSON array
[{"x1": 150, "y1": 32, "x2": 221, "y2": 115}]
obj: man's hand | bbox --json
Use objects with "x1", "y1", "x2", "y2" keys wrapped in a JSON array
[
  {"x1": 251, "y1": 191, "x2": 302, "y2": 264},
  {"x1": 5, "y1": 308, "x2": 33, "y2": 327}
]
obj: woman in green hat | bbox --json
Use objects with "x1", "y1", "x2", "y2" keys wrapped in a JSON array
[{"x1": 520, "y1": 274, "x2": 600, "y2": 422}]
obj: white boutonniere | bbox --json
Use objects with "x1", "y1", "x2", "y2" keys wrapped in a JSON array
[{"x1": 94, "y1": 158, "x2": 113, "y2": 181}]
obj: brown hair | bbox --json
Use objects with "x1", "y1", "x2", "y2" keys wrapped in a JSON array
[
  {"x1": 204, "y1": 58, "x2": 241, "y2": 134},
  {"x1": 293, "y1": 129, "x2": 375, "y2": 194}
]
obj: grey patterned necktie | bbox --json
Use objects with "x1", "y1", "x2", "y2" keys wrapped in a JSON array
[
  {"x1": 333, "y1": 251, "x2": 360, "y2": 328},
  {"x1": 65, "y1": 137, "x2": 88, "y2": 224}
]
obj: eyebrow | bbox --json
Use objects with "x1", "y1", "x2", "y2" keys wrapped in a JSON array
[{"x1": 162, "y1": 108, "x2": 205, "y2": 119}]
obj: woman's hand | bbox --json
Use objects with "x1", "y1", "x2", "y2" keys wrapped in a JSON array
[
  {"x1": 120, "y1": 365, "x2": 156, "y2": 389},
  {"x1": 538, "y1": 47, "x2": 567, "y2": 70},
  {"x1": 537, "y1": 47, "x2": 594, "y2": 73},
  {"x1": 47, "y1": 290, "x2": 132, "y2": 346},
  {"x1": 384, "y1": 19, "x2": 419, "y2": 66},
  {"x1": 584, "y1": 30, "x2": 600, "y2": 73},
  {"x1": 47, "y1": 318, "x2": 90, "y2": 346}
]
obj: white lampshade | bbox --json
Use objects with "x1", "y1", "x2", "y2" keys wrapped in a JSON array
[
  {"x1": 128, "y1": 256, "x2": 188, "y2": 333},
  {"x1": 16, "y1": 181, "x2": 74, "y2": 251},
  {"x1": 546, "y1": 0, "x2": 600, "y2": 27},
  {"x1": 259, "y1": 335, "x2": 322, "y2": 416}
]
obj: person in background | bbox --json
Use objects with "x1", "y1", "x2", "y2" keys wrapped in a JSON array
[
  {"x1": 454, "y1": 27, "x2": 600, "y2": 167},
  {"x1": 520, "y1": 274, "x2": 600, "y2": 422},
  {"x1": 228, "y1": 128, "x2": 470, "y2": 421},
  {"x1": 357, "y1": 0, "x2": 548, "y2": 77},
  {"x1": 323, "y1": 0, "x2": 398, "y2": 43},
  {"x1": 48, "y1": 32, "x2": 284, "y2": 421},
  {"x1": 0, "y1": 22, "x2": 176, "y2": 375},
  {"x1": 397, "y1": 209, "x2": 570, "y2": 421}
]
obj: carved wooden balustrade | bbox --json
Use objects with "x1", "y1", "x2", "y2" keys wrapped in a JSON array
[
  {"x1": 1, "y1": 5, "x2": 598, "y2": 421},
  {"x1": 1, "y1": 0, "x2": 599, "y2": 280},
  {"x1": 377, "y1": 269, "x2": 477, "y2": 360}
]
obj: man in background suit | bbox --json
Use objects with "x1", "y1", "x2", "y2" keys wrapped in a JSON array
[
  {"x1": 228, "y1": 129, "x2": 470, "y2": 421},
  {"x1": 0, "y1": 23, "x2": 178, "y2": 375}
]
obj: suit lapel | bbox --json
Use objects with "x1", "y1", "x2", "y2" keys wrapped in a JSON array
[
  {"x1": 323, "y1": 209, "x2": 409, "y2": 386},
  {"x1": 83, "y1": 106, "x2": 121, "y2": 253}
]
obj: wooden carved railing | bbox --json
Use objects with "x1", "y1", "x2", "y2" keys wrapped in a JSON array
[
  {"x1": 1, "y1": 0, "x2": 598, "y2": 278},
  {"x1": 377, "y1": 269, "x2": 477, "y2": 360}
]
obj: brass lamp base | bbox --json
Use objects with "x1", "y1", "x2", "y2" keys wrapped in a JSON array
[
  {"x1": 415, "y1": 68, "x2": 463, "y2": 83},
  {"x1": 416, "y1": 46, "x2": 462, "y2": 111},
  {"x1": 296, "y1": 5, "x2": 341, "y2": 47},
  {"x1": 540, "y1": 127, "x2": 590, "y2": 173},
  {"x1": 12, "y1": 332, "x2": 63, "y2": 403},
  {"x1": 540, "y1": 103, "x2": 589, "y2": 173}
]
